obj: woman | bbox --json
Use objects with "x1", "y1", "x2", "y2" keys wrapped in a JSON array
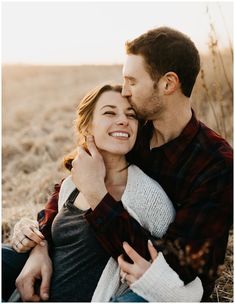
[
  {"x1": 4, "y1": 84, "x2": 202, "y2": 302},
  {"x1": 49, "y1": 83, "x2": 142, "y2": 301}
]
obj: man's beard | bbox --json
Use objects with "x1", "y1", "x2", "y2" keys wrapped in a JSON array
[{"x1": 131, "y1": 92, "x2": 163, "y2": 121}]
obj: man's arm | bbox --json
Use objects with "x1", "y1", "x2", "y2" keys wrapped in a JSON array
[
  {"x1": 16, "y1": 241, "x2": 52, "y2": 301},
  {"x1": 73, "y1": 136, "x2": 232, "y2": 299},
  {"x1": 85, "y1": 164, "x2": 232, "y2": 299},
  {"x1": 71, "y1": 137, "x2": 153, "y2": 260},
  {"x1": 37, "y1": 181, "x2": 61, "y2": 243},
  {"x1": 85, "y1": 193, "x2": 153, "y2": 260},
  {"x1": 14, "y1": 182, "x2": 61, "y2": 301}
]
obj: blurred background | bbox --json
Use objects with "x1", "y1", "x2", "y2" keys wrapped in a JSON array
[
  {"x1": 2, "y1": 1, "x2": 233, "y2": 64},
  {"x1": 2, "y1": 1, "x2": 233, "y2": 301}
]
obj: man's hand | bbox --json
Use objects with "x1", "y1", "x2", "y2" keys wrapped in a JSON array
[
  {"x1": 118, "y1": 240, "x2": 158, "y2": 285},
  {"x1": 15, "y1": 242, "x2": 52, "y2": 301},
  {"x1": 71, "y1": 136, "x2": 107, "y2": 209},
  {"x1": 12, "y1": 218, "x2": 46, "y2": 253}
]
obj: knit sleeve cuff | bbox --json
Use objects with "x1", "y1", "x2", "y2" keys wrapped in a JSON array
[{"x1": 130, "y1": 252, "x2": 203, "y2": 302}]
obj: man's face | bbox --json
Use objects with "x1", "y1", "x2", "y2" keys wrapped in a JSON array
[{"x1": 122, "y1": 54, "x2": 164, "y2": 120}]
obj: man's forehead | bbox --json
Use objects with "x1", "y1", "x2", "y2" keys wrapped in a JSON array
[{"x1": 122, "y1": 54, "x2": 147, "y2": 77}]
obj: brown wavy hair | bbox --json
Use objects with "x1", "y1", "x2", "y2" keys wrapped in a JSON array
[
  {"x1": 64, "y1": 83, "x2": 123, "y2": 170},
  {"x1": 125, "y1": 27, "x2": 200, "y2": 97}
]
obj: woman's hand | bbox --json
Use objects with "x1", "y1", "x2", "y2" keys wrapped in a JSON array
[
  {"x1": 118, "y1": 240, "x2": 158, "y2": 285},
  {"x1": 12, "y1": 218, "x2": 45, "y2": 253}
]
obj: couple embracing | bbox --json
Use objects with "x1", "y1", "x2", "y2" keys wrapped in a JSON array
[{"x1": 3, "y1": 27, "x2": 232, "y2": 302}]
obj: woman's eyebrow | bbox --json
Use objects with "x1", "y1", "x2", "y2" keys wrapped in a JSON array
[
  {"x1": 100, "y1": 105, "x2": 135, "y2": 112},
  {"x1": 100, "y1": 105, "x2": 116, "y2": 110},
  {"x1": 126, "y1": 107, "x2": 135, "y2": 111}
]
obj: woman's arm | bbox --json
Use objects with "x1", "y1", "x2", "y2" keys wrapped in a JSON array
[
  {"x1": 119, "y1": 241, "x2": 203, "y2": 302},
  {"x1": 12, "y1": 218, "x2": 45, "y2": 253}
]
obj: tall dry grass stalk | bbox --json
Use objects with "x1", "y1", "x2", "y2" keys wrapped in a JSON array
[
  {"x1": 194, "y1": 6, "x2": 233, "y2": 302},
  {"x1": 193, "y1": 4, "x2": 233, "y2": 148}
]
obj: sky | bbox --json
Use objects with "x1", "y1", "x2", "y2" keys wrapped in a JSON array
[{"x1": 2, "y1": 1, "x2": 234, "y2": 65}]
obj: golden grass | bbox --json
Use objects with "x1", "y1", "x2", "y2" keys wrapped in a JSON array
[{"x1": 2, "y1": 52, "x2": 233, "y2": 302}]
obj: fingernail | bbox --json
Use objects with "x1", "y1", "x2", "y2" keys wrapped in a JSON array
[
  {"x1": 40, "y1": 241, "x2": 46, "y2": 246},
  {"x1": 43, "y1": 293, "x2": 49, "y2": 300},
  {"x1": 123, "y1": 241, "x2": 128, "y2": 247},
  {"x1": 148, "y1": 239, "x2": 153, "y2": 246},
  {"x1": 87, "y1": 135, "x2": 93, "y2": 141}
]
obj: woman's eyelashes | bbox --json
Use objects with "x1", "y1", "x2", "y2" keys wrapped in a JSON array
[
  {"x1": 103, "y1": 111, "x2": 137, "y2": 119},
  {"x1": 126, "y1": 113, "x2": 137, "y2": 119},
  {"x1": 103, "y1": 111, "x2": 115, "y2": 116}
]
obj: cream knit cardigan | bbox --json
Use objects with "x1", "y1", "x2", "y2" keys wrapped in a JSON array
[{"x1": 58, "y1": 165, "x2": 203, "y2": 302}]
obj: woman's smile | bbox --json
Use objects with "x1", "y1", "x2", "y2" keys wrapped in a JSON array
[{"x1": 109, "y1": 131, "x2": 130, "y2": 139}]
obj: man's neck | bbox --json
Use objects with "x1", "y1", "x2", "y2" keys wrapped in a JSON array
[{"x1": 150, "y1": 103, "x2": 192, "y2": 148}]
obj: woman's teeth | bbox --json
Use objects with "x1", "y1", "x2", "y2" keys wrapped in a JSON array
[{"x1": 110, "y1": 132, "x2": 129, "y2": 138}]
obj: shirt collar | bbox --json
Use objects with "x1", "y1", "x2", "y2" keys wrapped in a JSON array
[{"x1": 151, "y1": 109, "x2": 200, "y2": 165}]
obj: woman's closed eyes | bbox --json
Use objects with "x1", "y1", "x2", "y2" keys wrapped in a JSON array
[{"x1": 103, "y1": 111, "x2": 137, "y2": 119}]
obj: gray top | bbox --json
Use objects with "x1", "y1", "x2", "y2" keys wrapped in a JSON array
[{"x1": 49, "y1": 189, "x2": 109, "y2": 302}]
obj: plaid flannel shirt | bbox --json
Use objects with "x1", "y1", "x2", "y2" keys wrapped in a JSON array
[{"x1": 38, "y1": 111, "x2": 233, "y2": 301}]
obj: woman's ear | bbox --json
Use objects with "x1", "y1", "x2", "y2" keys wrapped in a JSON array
[
  {"x1": 83, "y1": 129, "x2": 91, "y2": 138},
  {"x1": 164, "y1": 72, "x2": 179, "y2": 95}
]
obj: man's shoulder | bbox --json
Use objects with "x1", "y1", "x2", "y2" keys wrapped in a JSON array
[{"x1": 196, "y1": 121, "x2": 233, "y2": 164}]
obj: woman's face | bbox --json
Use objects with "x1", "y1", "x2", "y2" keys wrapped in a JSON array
[{"x1": 89, "y1": 91, "x2": 138, "y2": 156}]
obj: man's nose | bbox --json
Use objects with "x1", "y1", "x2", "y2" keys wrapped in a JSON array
[{"x1": 122, "y1": 84, "x2": 131, "y2": 97}]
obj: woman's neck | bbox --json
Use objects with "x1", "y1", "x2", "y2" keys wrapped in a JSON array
[{"x1": 101, "y1": 152, "x2": 128, "y2": 187}]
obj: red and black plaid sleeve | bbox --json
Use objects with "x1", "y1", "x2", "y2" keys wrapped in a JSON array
[
  {"x1": 85, "y1": 193, "x2": 153, "y2": 261},
  {"x1": 37, "y1": 181, "x2": 62, "y2": 242}
]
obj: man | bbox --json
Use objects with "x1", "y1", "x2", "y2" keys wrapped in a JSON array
[{"x1": 6, "y1": 27, "x2": 233, "y2": 302}]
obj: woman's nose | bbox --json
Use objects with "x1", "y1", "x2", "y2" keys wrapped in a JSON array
[{"x1": 116, "y1": 114, "x2": 129, "y2": 126}]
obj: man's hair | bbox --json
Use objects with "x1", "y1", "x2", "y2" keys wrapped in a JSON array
[{"x1": 125, "y1": 27, "x2": 200, "y2": 97}]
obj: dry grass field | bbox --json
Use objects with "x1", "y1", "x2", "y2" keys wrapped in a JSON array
[{"x1": 2, "y1": 50, "x2": 233, "y2": 301}]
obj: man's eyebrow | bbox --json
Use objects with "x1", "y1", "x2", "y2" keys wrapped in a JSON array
[{"x1": 124, "y1": 76, "x2": 136, "y2": 81}]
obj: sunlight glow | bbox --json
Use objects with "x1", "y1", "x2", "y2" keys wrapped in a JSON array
[{"x1": 2, "y1": 1, "x2": 233, "y2": 64}]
